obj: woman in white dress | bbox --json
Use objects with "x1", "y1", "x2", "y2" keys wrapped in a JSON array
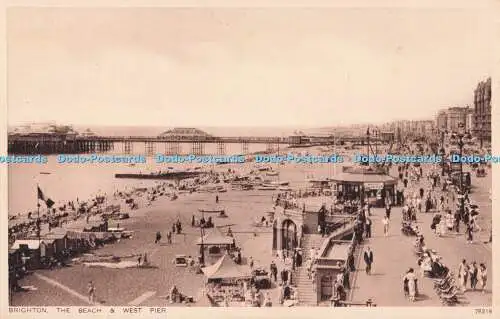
[
  {"x1": 382, "y1": 216, "x2": 390, "y2": 236},
  {"x1": 478, "y1": 263, "x2": 487, "y2": 293},
  {"x1": 404, "y1": 269, "x2": 417, "y2": 302},
  {"x1": 445, "y1": 212, "x2": 454, "y2": 232},
  {"x1": 438, "y1": 218, "x2": 446, "y2": 237}
]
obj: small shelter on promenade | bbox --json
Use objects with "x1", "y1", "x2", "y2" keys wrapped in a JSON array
[
  {"x1": 196, "y1": 228, "x2": 236, "y2": 264},
  {"x1": 330, "y1": 165, "x2": 398, "y2": 207}
]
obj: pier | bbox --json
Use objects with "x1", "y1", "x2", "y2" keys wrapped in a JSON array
[{"x1": 7, "y1": 133, "x2": 383, "y2": 155}]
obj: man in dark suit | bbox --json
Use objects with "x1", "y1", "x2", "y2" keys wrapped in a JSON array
[
  {"x1": 365, "y1": 217, "x2": 372, "y2": 238},
  {"x1": 364, "y1": 247, "x2": 374, "y2": 275}
]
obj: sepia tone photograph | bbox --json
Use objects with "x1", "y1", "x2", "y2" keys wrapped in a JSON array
[{"x1": 5, "y1": 5, "x2": 493, "y2": 310}]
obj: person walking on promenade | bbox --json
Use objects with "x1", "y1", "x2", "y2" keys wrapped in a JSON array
[
  {"x1": 264, "y1": 292, "x2": 272, "y2": 307},
  {"x1": 382, "y1": 216, "x2": 390, "y2": 237},
  {"x1": 364, "y1": 247, "x2": 374, "y2": 275},
  {"x1": 466, "y1": 222, "x2": 474, "y2": 244},
  {"x1": 270, "y1": 261, "x2": 278, "y2": 282},
  {"x1": 458, "y1": 259, "x2": 468, "y2": 293},
  {"x1": 469, "y1": 262, "x2": 478, "y2": 291},
  {"x1": 365, "y1": 217, "x2": 372, "y2": 238},
  {"x1": 342, "y1": 266, "x2": 350, "y2": 289},
  {"x1": 385, "y1": 205, "x2": 391, "y2": 219},
  {"x1": 403, "y1": 272, "x2": 409, "y2": 298},
  {"x1": 215, "y1": 195, "x2": 219, "y2": 204},
  {"x1": 478, "y1": 263, "x2": 487, "y2": 293},
  {"x1": 454, "y1": 211, "x2": 461, "y2": 233},
  {"x1": 305, "y1": 257, "x2": 312, "y2": 279},
  {"x1": 310, "y1": 247, "x2": 316, "y2": 263},
  {"x1": 176, "y1": 219, "x2": 182, "y2": 234},
  {"x1": 155, "y1": 231, "x2": 162, "y2": 244},
  {"x1": 347, "y1": 250, "x2": 356, "y2": 272},
  {"x1": 403, "y1": 269, "x2": 417, "y2": 302},
  {"x1": 280, "y1": 268, "x2": 288, "y2": 286},
  {"x1": 87, "y1": 281, "x2": 96, "y2": 304},
  {"x1": 296, "y1": 249, "x2": 303, "y2": 267},
  {"x1": 167, "y1": 231, "x2": 172, "y2": 244}
]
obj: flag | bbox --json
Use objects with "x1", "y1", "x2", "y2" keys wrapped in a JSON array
[{"x1": 37, "y1": 186, "x2": 55, "y2": 208}]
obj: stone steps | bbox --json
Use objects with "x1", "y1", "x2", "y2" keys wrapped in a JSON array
[{"x1": 294, "y1": 233, "x2": 327, "y2": 306}]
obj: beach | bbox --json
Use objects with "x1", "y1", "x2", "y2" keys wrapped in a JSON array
[{"x1": 10, "y1": 149, "x2": 338, "y2": 307}]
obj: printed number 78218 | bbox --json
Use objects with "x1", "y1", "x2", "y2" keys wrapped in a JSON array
[{"x1": 474, "y1": 308, "x2": 492, "y2": 315}]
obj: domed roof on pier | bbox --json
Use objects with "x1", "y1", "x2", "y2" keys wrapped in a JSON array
[
  {"x1": 80, "y1": 128, "x2": 96, "y2": 136},
  {"x1": 159, "y1": 127, "x2": 212, "y2": 138}
]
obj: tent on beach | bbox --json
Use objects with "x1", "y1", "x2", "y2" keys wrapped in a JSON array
[{"x1": 201, "y1": 254, "x2": 252, "y2": 282}]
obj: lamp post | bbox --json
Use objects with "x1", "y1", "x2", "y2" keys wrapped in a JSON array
[
  {"x1": 439, "y1": 129, "x2": 446, "y2": 177},
  {"x1": 366, "y1": 128, "x2": 370, "y2": 157},
  {"x1": 479, "y1": 122, "x2": 483, "y2": 149},
  {"x1": 199, "y1": 211, "x2": 205, "y2": 266},
  {"x1": 453, "y1": 122, "x2": 469, "y2": 218},
  {"x1": 458, "y1": 135, "x2": 465, "y2": 218}
]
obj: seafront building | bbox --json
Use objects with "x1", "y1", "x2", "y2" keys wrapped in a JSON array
[
  {"x1": 433, "y1": 77, "x2": 491, "y2": 145},
  {"x1": 473, "y1": 77, "x2": 492, "y2": 143}
]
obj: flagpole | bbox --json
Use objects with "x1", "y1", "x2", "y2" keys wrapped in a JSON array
[{"x1": 37, "y1": 183, "x2": 41, "y2": 248}]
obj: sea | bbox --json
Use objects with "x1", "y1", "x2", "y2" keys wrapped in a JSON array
[{"x1": 8, "y1": 125, "x2": 334, "y2": 215}]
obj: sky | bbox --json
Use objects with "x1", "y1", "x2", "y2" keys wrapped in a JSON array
[{"x1": 6, "y1": 7, "x2": 494, "y2": 127}]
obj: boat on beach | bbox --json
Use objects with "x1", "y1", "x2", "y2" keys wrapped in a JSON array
[
  {"x1": 257, "y1": 185, "x2": 278, "y2": 190},
  {"x1": 115, "y1": 171, "x2": 203, "y2": 180},
  {"x1": 198, "y1": 184, "x2": 227, "y2": 193},
  {"x1": 256, "y1": 165, "x2": 272, "y2": 172},
  {"x1": 231, "y1": 183, "x2": 254, "y2": 190},
  {"x1": 261, "y1": 179, "x2": 289, "y2": 187},
  {"x1": 107, "y1": 227, "x2": 133, "y2": 239},
  {"x1": 270, "y1": 181, "x2": 289, "y2": 186}
]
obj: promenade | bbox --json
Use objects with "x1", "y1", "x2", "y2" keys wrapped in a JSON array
[{"x1": 350, "y1": 165, "x2": 492, "y2": 307}]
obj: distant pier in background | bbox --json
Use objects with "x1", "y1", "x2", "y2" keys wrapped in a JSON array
[{"x1": 7, "y1": 129, "x2": 384, "y2": 155}]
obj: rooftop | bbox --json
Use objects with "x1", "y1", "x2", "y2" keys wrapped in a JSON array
[
  {"x1": 159, "y1": 127, "x2": 212, "y2": 137},
  {"x1": 331, "y1": 165, "x2": 398, "y2": 184}
]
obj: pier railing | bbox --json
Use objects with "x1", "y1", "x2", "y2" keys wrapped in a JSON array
[{"x1": 7, "y1": 132, "x2": 385, "y2": 155}]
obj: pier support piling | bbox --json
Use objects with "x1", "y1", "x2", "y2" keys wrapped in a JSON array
[
  {"x1": 266, "y1": 143, "x2": 278, "y2": 153},
  {"x1": 241, "y1": 142, "x2": 249, "y2": 154},
  {"x1": 145, "y1": 142, "x2": 155, "y2": 156},
  {"x1": 166, "y1": 142, "x2": 181, "y2": 155},
  {"x1": 217, "y1": 142, "x2": 226, "y2": 155},
  {"x1": 124, "y1": 141, "x2": 133, "y2": 154},
  {"x1": 191, "y1": 142, "x2": 204, "y2": 155}
]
